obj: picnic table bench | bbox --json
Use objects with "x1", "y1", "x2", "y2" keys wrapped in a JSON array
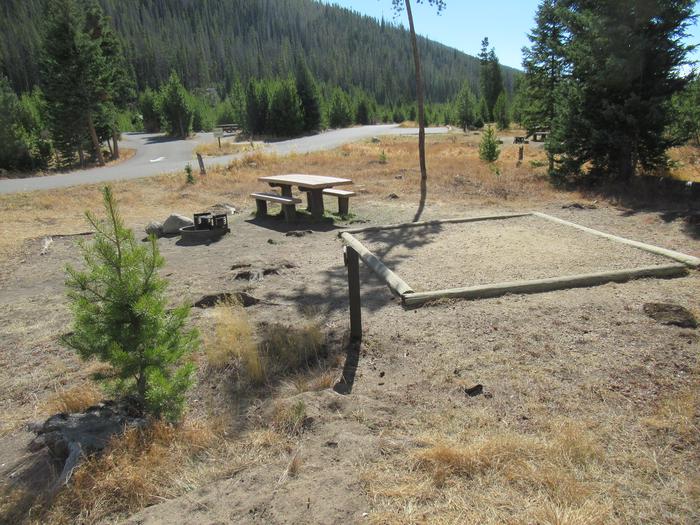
[
  {"x1": 253, "y1": 174, "x2": 354, "y2": 221},
  {"x1": 250, "y1": 192, "x2": 301, "y2": 222}
]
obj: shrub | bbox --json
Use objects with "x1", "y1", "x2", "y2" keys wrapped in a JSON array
[
  {"x1": 159, "y1": 71, "x2": 193, "y2": 138},
  {"x1": 185, "y1": 163, "x2": 195, "y2": 184},
  {"x1": 63, "y1": 187, "x2": 198, "y2": 421},
  {"x1": 479, "y1": 125, "x2": 500, "y2": 162}
]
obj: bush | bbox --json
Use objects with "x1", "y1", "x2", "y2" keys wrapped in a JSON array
[
  {"x1": 328, "y1": 88, "x2": 353, "y2": 128},
  {"x1": 139, "y1": 88, "x2": 161, "y2": 133},
  {"x1": 268, "y1": 78, "x2": 304, "y2": 137},
  {"x1": 63, "y1": 187, "x2": 198, "y2": 421},
  {"x1": 479, "y1": 125, "x2": 500, "y2": 162},
  {"x1": 159, "y1": 72, "x2": 193, "y2": 138}
]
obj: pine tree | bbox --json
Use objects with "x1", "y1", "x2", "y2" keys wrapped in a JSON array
[
  {"x1": 0, "y1": 76, "x2": 34, "y2": 171},
  {"x1": 64, "y1": 187, "x2": 198, "y2": 421},
  {"x1": 328, "y1": 88, "x2": 353, "y2": 128},
  {"x1": 159, "y1": 71, "x2": 193, "y2": 138},
  {"x1": 245, "y1": 79, "x2": 269, "y2": 135},
  {"x1": 521, "y1": 0, "x2": 567, "y2": 172},
  {"x1": 670, "y1": 76, "x2": 700, "y2": 145},
  {"x1": 268, "y1": 78, "x2": 304, "y2": 136},
  {"x1": 477, "y1": 96, "x2": 489, "y2": 127},
  {"x1": 355, "y1": 97, "x2": 371, "y2": 125},
  {"x1": 554, "y1": 0, "x2": 696, "y2": 178},
  {"x1": 454, "y1": 81, "x2": 477, "y2": 131},
  {"x1": 139, "y1": 88, "x2": 161, "y2": 133},
  {"x1": 479, "y1": 124, "x2": 500, "y2": 162},
  {"x1": 295, "y1": 60, "x2": 322, "y2": 132},
  {"x1": 493, "y1": 91, "x2": 509, "y2": 130},
  {"x1": 478, "y1": 38, "x2": 505, "y2": 120}
]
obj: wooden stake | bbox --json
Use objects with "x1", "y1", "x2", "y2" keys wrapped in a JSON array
[
  {"x1": 346, "y1": 246, "x2": 362, "y2": 341},
  {"x1": 196, "y1": 153, "x2": 206, "y2": 175}
]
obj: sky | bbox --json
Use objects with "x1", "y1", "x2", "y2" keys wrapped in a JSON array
[{"x1": 321, "y1": 0, "x2": 700, "y2": 70}]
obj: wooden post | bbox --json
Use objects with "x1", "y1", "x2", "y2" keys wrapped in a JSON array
[
  {"x1": 346, "y1": 246, "x2": 362, "y2": 341},
  {"x1": 218, "y1": 137, "x2": 221, "y2": 149},
  {"x1": 196, "y1": 153, "x2": 206, "y2": 175},
  {"x1": 338, "y1": 196, "x2": 349, "y2": 216},
  {"x1": 518, "y1": 146, "x2": 524, "y2": 162},
  {"x1": 255, "y1": 199, "x2": 267, "y2": 217}
]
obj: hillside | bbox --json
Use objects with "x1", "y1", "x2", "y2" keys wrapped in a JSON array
[{"x1": 0, "y1": 0, "x2": 519, "y2": 103}]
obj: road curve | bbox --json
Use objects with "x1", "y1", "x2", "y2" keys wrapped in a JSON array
[{"x1": 0, "y1": 124, "x2": 447, "y2": 195}]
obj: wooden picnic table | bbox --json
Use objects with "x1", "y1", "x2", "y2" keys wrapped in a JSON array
[{"x1": 258, "y1": 174, "x2": 353, "y2": 219}]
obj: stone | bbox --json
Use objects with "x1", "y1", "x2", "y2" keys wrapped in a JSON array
[
  {"x1": 387, "y1": 193, "x2": 399, "y2": 200},
  {"x1": 562, "y1": 202, "x2": 597, "y2": 210},
  {"x1": 464, "y1": 384, "x2": 484, "y2": 397},
  {"x1": 162, "y1": 214, "x2": 193, "y2": 235},
  {"x1": 371, "y1": 137, "x2": 381, "y2": 143},
  {"x1": 285, "y1": 230, "x2": 313, "y2": 237},
  {"x1": 145, "y1": 221, "x2": 163, "y2": 237},
  {"x1": 643, "y1": 303, "x2": 697, "y2": 328},
  {"x1": 210, "y1": 203, "x2": 237, "y2": 215}
]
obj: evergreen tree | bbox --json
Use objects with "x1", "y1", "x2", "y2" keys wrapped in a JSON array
[
  {"x1": 245, "y1": 79, "x2": 269, "y2": 135},
  {"x1": 479, "y1": 38, "x2": 505, "y2": 120},
  {"x1": 554, "y1": 0, "x2": 696, "y2": 178},
  {"x1": 493, "y1": 91, "x2": 509, "y2": 130},
  {"x1": 355, "y1": 97, "x2": 371, "y2": 125},
  {"x1": 328, "y1": 88, "x2": 353, "y2": 128},
  {"x1": 477, "y1": 96, "x2": 489, "y2": 126},
  {"x1": 479, "y1": 124, "x2": 500, "y2": 162},
  {"x1": 454, "y1": 81, "x2": 477, "y2": 131},
  {"x1": 268, "y1": 78, "x2": 304, "y2": 136},
  {"x1": 139, "y1": 88, "x2": 161, "y2": 133},
  {"x1": 64, "y1": 187, "x2": 198, "y2": 422},
  {"x1": 669, "y1": 75, "x2": 700, "y2": 145},
  {"x1": 159, "y1": 71, "x2": 193, "y2": 138},
  {"x1": 0, "y1": 76, "x2": 34, "y2": 171},
  {"x1": 295, "y1": 60, "x2": 322, "y2": 132},
  {"x1": 521, "y1": 0, "x2": 567, "y2": 172}
]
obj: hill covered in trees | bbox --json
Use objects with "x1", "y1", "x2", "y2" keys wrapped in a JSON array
[{"x1": 0, "y1": 0, "x2": 518, "y2": 103}]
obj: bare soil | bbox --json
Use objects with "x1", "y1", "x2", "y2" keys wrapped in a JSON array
[{"x1": 0, "y1": 134, "x2": 698, "y2": 523}]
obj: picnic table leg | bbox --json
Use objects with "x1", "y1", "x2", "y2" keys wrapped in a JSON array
[
  {"x1": 279, "y1": 185, "x2": 293, "y2": 198},
  {"x1": 309, "y1": 189, "x2": 324, "y2": 220},
  {"x1": 345, "y1": 246, "x2": 362, "y2": 341}
]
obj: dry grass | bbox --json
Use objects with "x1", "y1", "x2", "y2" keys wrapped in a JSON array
[
  {"x1": 259, "y1": 321, "x2": 325, "y2": 375},
  {"x1": 195, "y1": 140, "x2": 259, "y2": 157},
  {"x1": 43, "y1": 383, "x2": 102, "y2": 414},
  {"x1": 0, "y1": 133, "x2": 557, "y2": 264},
  {"x1": 269, "y1": 400, "x2": 307, "y2": 436},
  {"x1": 667, "y1": 145, "x2": 700, "y2": 182}
]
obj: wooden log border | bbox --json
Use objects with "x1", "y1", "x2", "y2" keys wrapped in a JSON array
[{"x1": 338, "y1": 211, "x2": 698, "y2": 308}]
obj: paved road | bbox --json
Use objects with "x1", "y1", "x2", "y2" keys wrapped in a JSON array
[{"x1": 0, "y1": 124, "x2": 448, "y2": 194}]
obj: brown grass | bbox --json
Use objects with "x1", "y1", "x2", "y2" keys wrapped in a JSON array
[
  {"x1": 269, "y1": 400, "x2": 307, "y2": 436},
  {"x1": 0, "y1": 133, "x2": 557, "y2": 264},
  {"x1": 43, "y1": 383, "x2": 103, "y2": 414},
  {"x1": 195, "y1": 140, "x2": 259, "y2": 157}
]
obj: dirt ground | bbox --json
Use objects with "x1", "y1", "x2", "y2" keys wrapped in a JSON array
[{"x1": 0, "y1": 133, "x2": 699, "y2": 524}]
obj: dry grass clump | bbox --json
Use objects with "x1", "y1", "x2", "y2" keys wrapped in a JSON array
[
  {"x1": 43, "y1": 383, "x2": 103, "y2": 414},
  {"x1": 643, "y1": 385, "x2": 699, "y2": 445},
  {"x1": 282, "y1": 368, "x2": 337, "y2": 395},
  {"x1": 195, "y1": 140, "x2": 259, "y2": 157},
  {"x1": 43, "y1": 419, "x2": 217, "y2": 524},
  {"x1": 269, "y1": 400, "x2": 307, "y2": 436},
  {"x1": 204, "y1": 302, "x2": 326, "y2": 388}
]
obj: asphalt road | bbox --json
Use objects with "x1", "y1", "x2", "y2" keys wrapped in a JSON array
[{"x1": 0, "y1": 124, "x2": 448, "y2": 194}]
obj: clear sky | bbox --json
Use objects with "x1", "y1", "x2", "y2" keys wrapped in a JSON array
[{"x1": 320, "y1": 0, "x2": 700, "y2": 70}]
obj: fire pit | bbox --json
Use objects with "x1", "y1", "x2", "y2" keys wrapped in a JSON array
[{"x1": 179, "y1": 212, "x2": 230, "y2": 242}]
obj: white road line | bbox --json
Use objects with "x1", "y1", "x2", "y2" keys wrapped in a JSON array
[{"x1": 150, "y1": 157, "x2": 165, "y2": 163}]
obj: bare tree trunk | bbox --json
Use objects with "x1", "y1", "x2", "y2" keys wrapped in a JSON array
[
  {"x1": 87, "y1": 113, "x2": 105, "y2": 166},
  {"x1": 112, "y1": 131, "x2": 120, "y2": 160},
  {"x1": 404, "y1": 0, "x2": 428, "y2": 222}
]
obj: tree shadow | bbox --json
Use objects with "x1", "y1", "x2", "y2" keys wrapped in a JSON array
[
  {"x1": 0, "y1": 447, "x2": 57, "y2": 524},
  {"x1": 245, "y1": 214, "x2": 342, "y2": 234}
]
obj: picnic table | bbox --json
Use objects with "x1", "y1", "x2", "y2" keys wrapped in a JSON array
[{"x1": 258, "y1": 174, "x2": 353, "y2": 219}]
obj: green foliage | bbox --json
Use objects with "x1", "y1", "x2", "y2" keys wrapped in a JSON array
[
  {"x1": 245, "y1": 79, "x2": 269, "y2": 135},
  {"x1": 268, "y1": 78, "x2": 304, "y2": 137},
  {"x1": 669, "y1": 76, "x2": 700, "y2": 145},
  {"x1": 477, "y1": 96, "x2": 489, "y2": 125},
  {"x1": 190, "y1": 92, "x2": 215, "y2": 132},
  {"x1": 493, "y1": 91, "x2": 509, "y2": 130},
  {"x1": 479, "y1": 38, "x2": 504, "y2": 120},
  {"x1": 549, "y1": 0, "x2": 696, "y2": 178},
  {"x1": 185, "y1": 163, "x2": 194, "y2": 184},
  {"x1": 479, "y1": 125, "x2": 500, "y2": 162},
  {"x1": 2, "y1": 0, "x2": 518, "y2": 106},
  {"x1": 295, "y1": 61, "x2": 322, "y2": 132},
  {"x1": 454, "y1": 82, "x2": 477, "y2": 131},
  {"x1": 379, "y1": 150, "x2": 388, "y2": 164},
  {"x1": 139, "y1": 88, "x2": 161, "y2": 133},
  {"x1": 328, "y1": 88, "x2": 353, "y2": 128},
  {"x1": 63, "y1": 187, "x2": 198, "y2": 421},
  {"x1": 159, "y1": 71, "x2": 193, "y2": 138}
]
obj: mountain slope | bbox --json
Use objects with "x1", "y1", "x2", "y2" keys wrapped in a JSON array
[{"x1": 0, "y1": 0, "x2": 519, "y2": 103}]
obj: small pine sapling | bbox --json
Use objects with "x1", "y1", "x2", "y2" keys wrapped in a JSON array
[
  {"x1": 185, "y1": 163, "x2": 195, "y2": 184},
  {"x1": 479, "y1": 125, "x2": 500, "y2": 163},
  {"x1": 63, "y1": 187, "x2": 198, "y2": 421}
]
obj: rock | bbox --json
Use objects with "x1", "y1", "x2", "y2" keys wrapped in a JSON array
[
  {"x1": 562, "y1": 202, "x2": 597, "y2": 210},
  {"x1": 387, "y1": 193, "x2": 399, "y2": 200},
  {"x1": 371, "y1": 137, "x2": 381, "y2": 144},
  {"x1": 464, "y1": 384, "x2": 484, "y2": 397},
  {"x1": 267, "y1": 238, "x2": 279, "y2": 245},
  {"x1": 210, "y1": 203, "x2": 236, "y2": 215},
  {"x1": 39, "y1": 236, "x2": 53, "y2": 255},
  {"x1": 194, "y1": 292, "x2": 260, "y2": 308},
  {"x1": 29, "y1": 399, "x2": 146, "y2": 487},
  {"x1": 285, "y1": 230, "x2": 313, "y2": 237},
  {"x1": 643, "y1": 303, "x2": 697, "y2": 328},
  {"x1": 145, "y1": 221, "x2": 163, "y2": 237},
  {"x1": 234, "y1": 270, "x2": 264, "y2": 282},
  {"x1": 394, "y1": 175, "x2": 403, "y2": 180},
  {"x1": 162, "y1": 214, "x2": 193, "y2": 235}
]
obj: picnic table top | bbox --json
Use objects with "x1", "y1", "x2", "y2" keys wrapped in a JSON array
[{"x1": 258, "y1": 174, "x2": 353, "y2": 189}]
